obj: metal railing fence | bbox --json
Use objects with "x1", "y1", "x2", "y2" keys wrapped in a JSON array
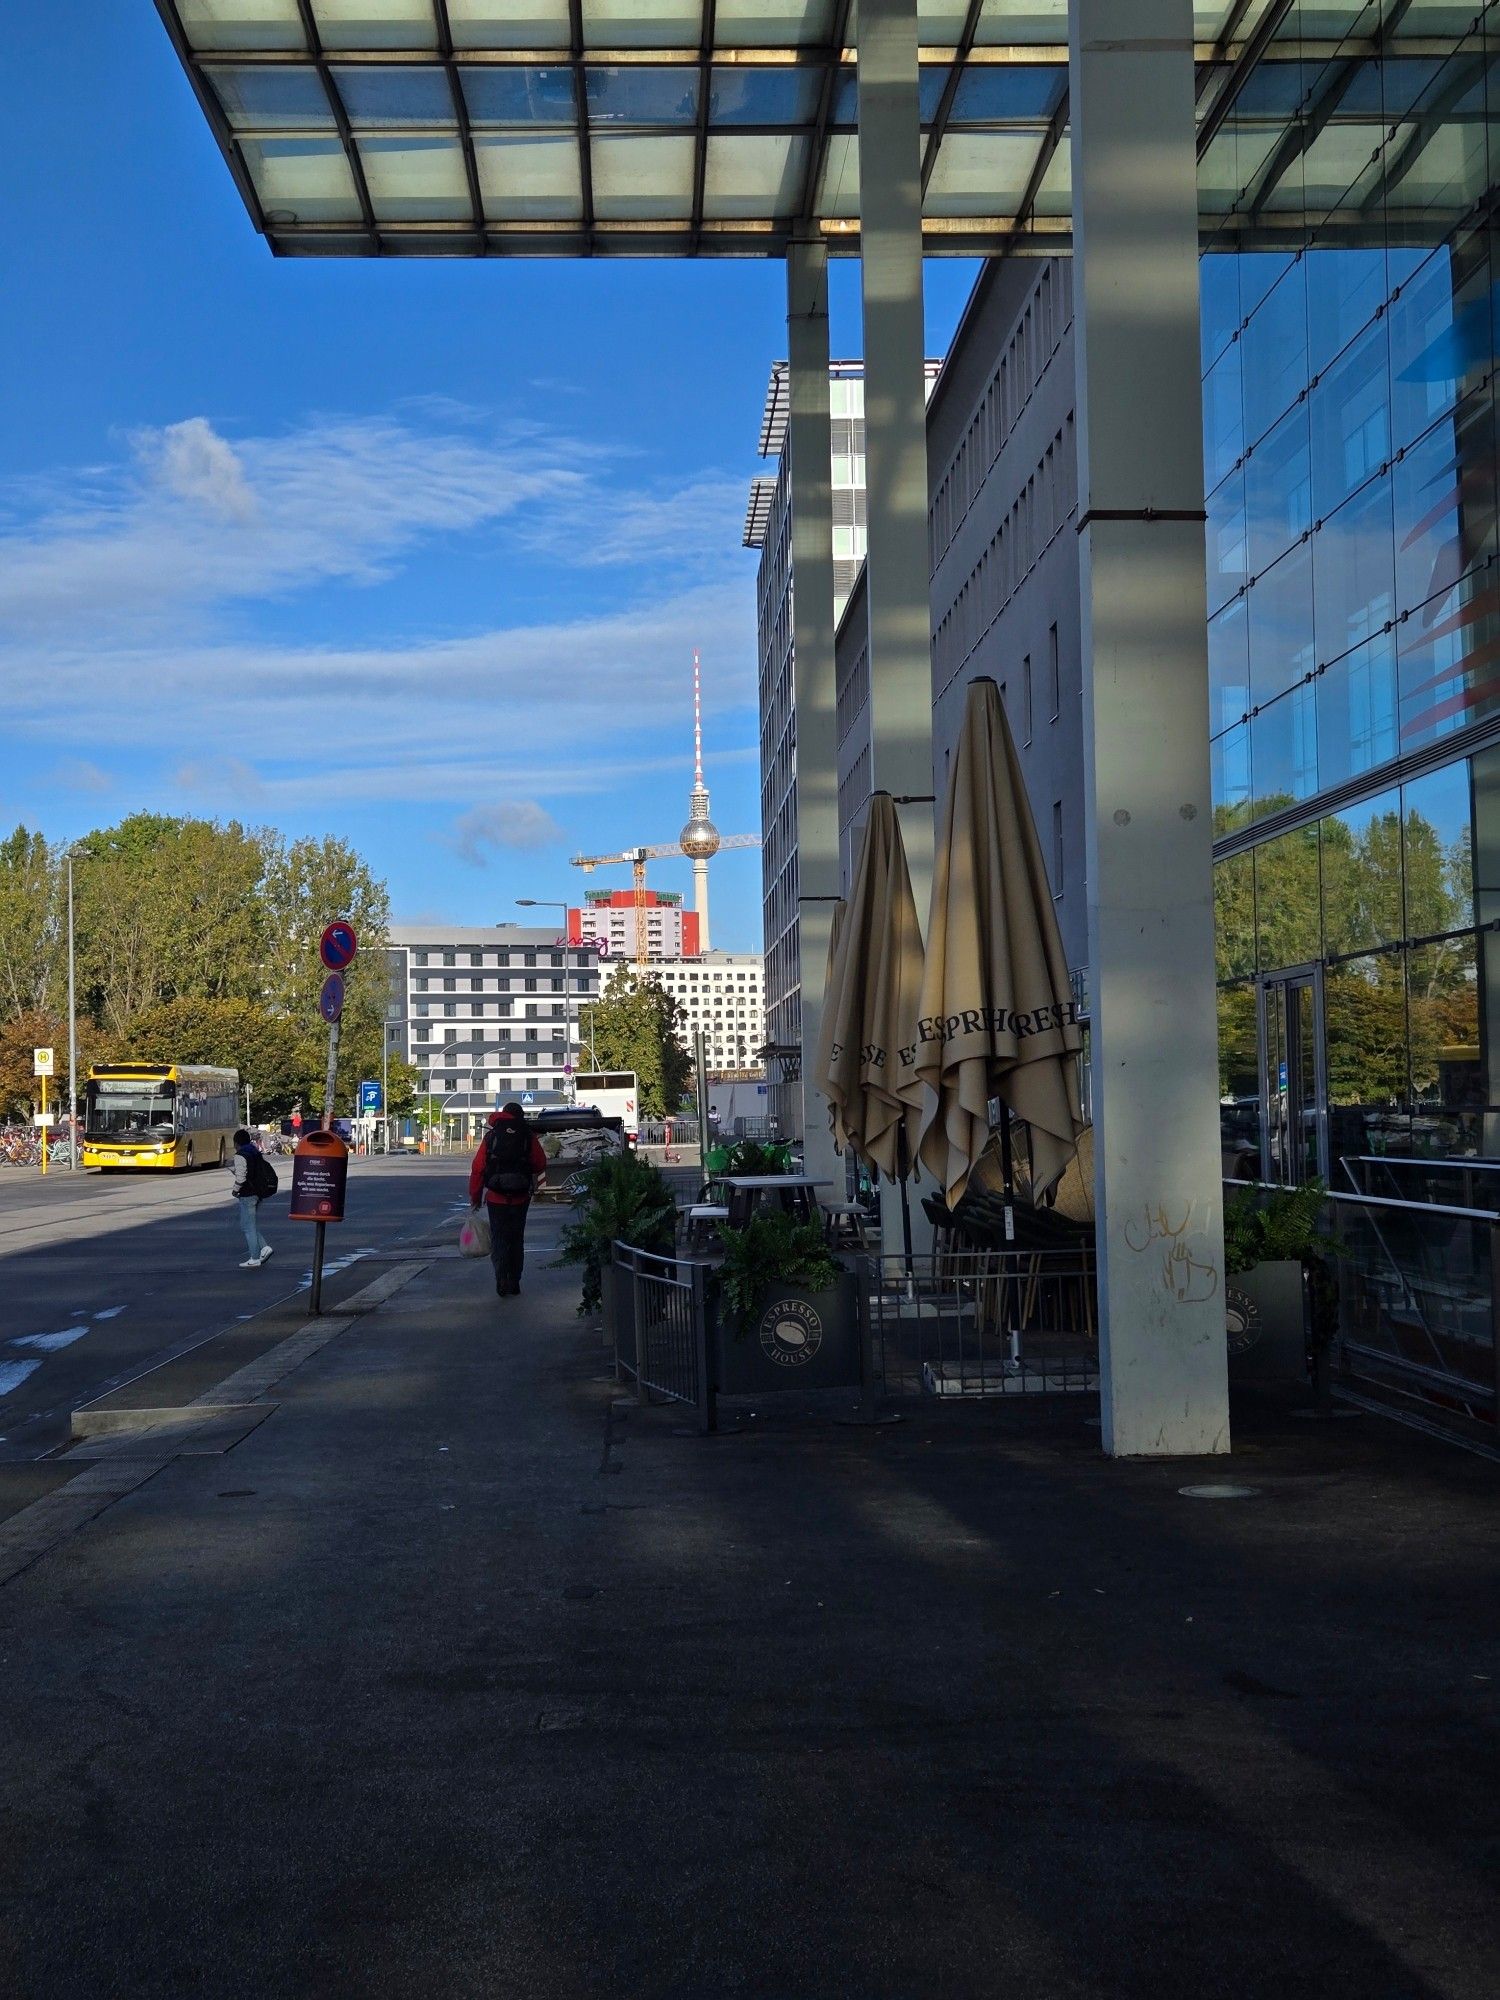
[
  {"x1": 611, "y1": 1243, "x2": 716, "y2": 1432},
  {"x1": 862, "y1": 1249, "x2": 1099, "y2": 1404}
]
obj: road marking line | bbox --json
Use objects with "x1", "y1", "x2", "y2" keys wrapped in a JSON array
[
  {"x1": 93, "y1": 1306, "x2": 125, "y2": 1320},
  {"x1": 12, "y1": 1329, "x2": 90, "y2": 1353},
  {"x1": 0, "y1": 1360, "x2": 43, "y2": 1398}
]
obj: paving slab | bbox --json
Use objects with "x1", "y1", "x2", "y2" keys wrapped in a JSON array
[{"x1": 0, "y1": 1208, "x2": 1495, "y2": 2000}]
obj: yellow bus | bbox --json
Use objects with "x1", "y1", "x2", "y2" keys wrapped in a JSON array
[{"x1": 82, "y1": 1063, "x2": 240, "y2": 1171}]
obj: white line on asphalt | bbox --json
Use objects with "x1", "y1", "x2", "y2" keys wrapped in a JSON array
[
  {"x1": 11, "y1": 1329, "x2": 90, "y2": 1353},
  {"x1": 0, "y1": 1360, "x2": 43, "y2": 1397},
  {"x1": 92, "y1": 1306, "x2": 125, "y2": 1320}
]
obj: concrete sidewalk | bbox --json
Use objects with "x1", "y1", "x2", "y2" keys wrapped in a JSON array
[{"x1": 1, "y1": 1208, "x2": 1496, "y2": 1999}]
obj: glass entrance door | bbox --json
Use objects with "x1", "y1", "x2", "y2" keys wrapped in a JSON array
[{"x1": 1260, "y1": 968, "x2": 1328, "y2": 1185}]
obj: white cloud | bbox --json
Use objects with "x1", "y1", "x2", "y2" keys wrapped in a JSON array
[
  {"x1": 0, "y1": 406, "x2": 762, "y2": 820},
  {"x1": 448, "y1": 801, "x2": 562, "y2": 863},
  {"x1": 142, "y1": 418, "x2": 255, "y2": 523},
  {"x1": 51, "y1": 757, "x2": 113, "y2": 794}
]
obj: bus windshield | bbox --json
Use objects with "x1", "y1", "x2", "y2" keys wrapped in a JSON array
[{"x1": 86, "y1": 1078, "x2": 176, "y2": 1137}]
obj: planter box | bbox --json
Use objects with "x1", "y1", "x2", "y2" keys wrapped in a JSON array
[
  {"x1": 712, "y1": 1268, "x2": 861, "y2": 1396},
  {"x1": 1226, "y1": 1259, "x2": 1308, "y2": 1384},
  {"x1": 601, "y1": 1260, "x2": 637, "y2": 1370}
]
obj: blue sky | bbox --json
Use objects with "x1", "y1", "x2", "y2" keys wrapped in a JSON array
[{"x1": 0, "y1": 6, "x2": 978, "y2": 953}]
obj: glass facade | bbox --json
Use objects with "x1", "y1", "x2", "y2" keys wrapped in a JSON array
[{"x1": 1209, "y1": 9, "x2": 1500, "y2": 1185}]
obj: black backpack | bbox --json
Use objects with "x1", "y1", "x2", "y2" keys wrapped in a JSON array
[
  {"x1": 483, "y1": 1118, "x2": 534, "y2": 1195},
  {"x1": 246, "y1": 1149, "x2": 279, "y2": 1199}
]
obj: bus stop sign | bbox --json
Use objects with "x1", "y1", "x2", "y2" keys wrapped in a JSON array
[{"x1": 320, "y1": 921, "x2": 358, "y2": 971}]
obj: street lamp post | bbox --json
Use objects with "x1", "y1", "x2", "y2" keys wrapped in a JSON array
[
  {"x1": 65, "y1": 848, "x2": 79, "y2": 1172},
  {"x1": 516, "y1": 899, "x2": 579, "y2": 1105}
]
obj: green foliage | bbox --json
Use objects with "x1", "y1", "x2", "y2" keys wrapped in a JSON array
[
  {"x1": 0, "y1": 826, "x2": 62, "y2": 1020},
  {"x1": 579, "y1": 969, "x2": 692, "y2": 1117},
  {"x1": 722, "y1": 1138, "x2": 791, "y2": 1176},
  {"x1": 114, "y1": 997, "x2": 306, "y2": 1118},
  {"x1": 1223, "y1": 1180, "x2": 1332, "y2": 1277},
  {"x1": 554, "y1": 1150, "x2": 679, "y2": 1315},
  {"x1": 715, "y1": 1212, "x2": 839, "y2": 1337}
]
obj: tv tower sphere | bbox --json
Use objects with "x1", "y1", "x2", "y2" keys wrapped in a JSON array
[{"x1": 680, "y1": 812, "x2": 720, "y2": 860}]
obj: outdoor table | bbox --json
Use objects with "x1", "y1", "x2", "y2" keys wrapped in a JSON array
[
  {"x1": 684, "y1": 1203, "x2": 729, "y2": 1253},
  {"x1": 720, "y1": 1176, "x2": 832, "y2": 1232},
  {"x1": 822, "y1": 1201, "x2": 875, "y2": 1253}
]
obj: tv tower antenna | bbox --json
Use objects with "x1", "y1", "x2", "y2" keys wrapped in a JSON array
[{"x1": 679, "y1": 649, "x2": 721, "y2": 951}]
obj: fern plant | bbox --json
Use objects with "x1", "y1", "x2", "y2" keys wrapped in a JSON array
[
  {"x1": 716, "y1": 1211, "x2": 839, "y2": 1337},
  {"x1": 555, "y1": 1151, "x2": 678, "y2": 1315},
  {"x1": 1223, "y1": 1180, "x2": 1332, "y2": 1277}
]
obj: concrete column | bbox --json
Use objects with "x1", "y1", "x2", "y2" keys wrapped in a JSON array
[
  {"x1": 856, "y1": 0, "x2": 934, "y2": 1254},
  {"x1": 786, "y1": 236, "x2": 841, "y2": 1191},
  {"x1": 1070, "y1": 0, "x2": 1230, "y2": 1456}
]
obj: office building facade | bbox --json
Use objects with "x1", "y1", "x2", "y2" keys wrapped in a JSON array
[
  {"x1": 568, "y1": 890, "x2": 700, "y2": 963},
  {"x1": 386, "y1": 925, "x2": 601, "y2": 1123},
  {"x1": 605, "y1": 952, "x2": 765, "y2": 1080}
]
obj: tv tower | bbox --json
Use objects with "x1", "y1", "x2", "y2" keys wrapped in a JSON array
[{"x1": 679, "y1": 649, "x2": 721, "y2": 952}]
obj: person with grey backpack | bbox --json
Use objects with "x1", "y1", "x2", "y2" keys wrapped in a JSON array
[{"x1": 229, "y1": 1127, "x2": 278, "y2": 1269}]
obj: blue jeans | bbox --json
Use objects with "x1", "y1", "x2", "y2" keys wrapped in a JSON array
[{"x1": 237, "y1": 1196, "x2": 266, "y2": 1261}]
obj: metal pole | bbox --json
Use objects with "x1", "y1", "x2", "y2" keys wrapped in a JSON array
[
  {"x1": 382, "y1": 1031, "x2": 389, "y2": 1153},
  {"x1": 310, "y1": 1220, "x2": 326, "y2": 1316},
  {"x1": 695, "y1": 1031, "x2": 710, "y2": 1165},
  {"x1": 322, "y1": 1018, "x2": 340, "y2": 1132},
  {"x1": 66, "y1": 852, "x2": 78, "y2": 1172}
]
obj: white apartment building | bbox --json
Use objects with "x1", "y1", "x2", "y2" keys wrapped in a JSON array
[
  {"x1": 607, "y1": 953, "x2": 764, "y2": 1078},
  {"x1": 386, "y1": 925, "x2": 601, "y2": 1122}
]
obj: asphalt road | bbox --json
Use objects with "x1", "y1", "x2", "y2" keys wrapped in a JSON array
[{"x1": 0, "y1": 1152, "x2": 473, "y2": 1463}]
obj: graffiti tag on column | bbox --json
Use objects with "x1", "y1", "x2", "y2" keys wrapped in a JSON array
[{"x1": 1123, "y1": 1202, "x2": 1220, "y2": 1305}]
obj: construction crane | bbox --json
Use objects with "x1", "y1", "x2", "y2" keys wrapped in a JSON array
[{"x1": 570, "y1": 836, "x2": 761, "y2": 966}]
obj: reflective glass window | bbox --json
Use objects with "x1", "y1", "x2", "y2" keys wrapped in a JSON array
[
  {"x1": 1393, "y1": 410, "x2": 1470, "y2": 622},
  {"x1": 1251, "y1": 682, "x2": 1319, "y2": 817},
  {"x1": 1325, "y1": 950, "x2": 1411, "y2": 1164},
  {"x1": 1390, "y1": 243, "x2": 1491, "y2": 452},
  {"x1": 1245, "y1": 406, "x2": 1311, "y2": 577},
  {"x1": 1239, "y1": 251, "x2": 1292, "y2": 328},
  {"x1": 1214, "y1": 852, "x2": 1255, "y2": 978},
  {"x1": 1313, "y1": 471, "x2": 1395, "y2": 669},
  {"x1": 1316, "y1": 630, "x2": 1399, "y2": 791},
  {"x1": 1408, "y1": 933, "x2": 1481, "y2": 1156},
  {"x1": 1208, "y1": 596, "x2": 1250, "y2": 734},
  {"x1": 1397, "y1": 586, "x2": 1500, "y2": 751},
  {"x1": 1306, "y1": 247, "x2": 1388, "y2": 378},
  {"x1": 1248, "y1": 539, "x2": 1314, "y2": 708},
  {"x1": 1242, "y1": 257, "x2": 1308, "y2": 446},
  {"x1": 1254, "y1": 822, "x2": 1321, "y2": 970},
  {"x1": 1200, "y1": 252, "x2": 1240, "y2": 372},
  {"x1": 1310, "y1": 320, "x2": 1390, "y2": 520},
  {"x1": 1320, "y1": 788, "x2": 1403, "y2": 959},
  {"x1": 1403, "y1": 760, "x2": 1474, "y2": 938},
  {"x1": 1217, "y1": 983, "x2": 1261, "y2": 1178},
  {"x1": 1206, "y1": 467, "x2": 1248, "y2": 613},
  {"x1": 1203, "y1": 339, "x2": 1243, "y2": 492},
  {"x1": 1212, "y1": 723, "x2": 1252, "y2": 827}
]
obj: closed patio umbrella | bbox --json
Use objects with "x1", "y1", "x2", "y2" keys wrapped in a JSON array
[
  {"x1": 813, "y1": 897, "x2": 850, "y2": 1153},
  {"x1": 819, "y1": 794, "x2": 927, "y2": 1266},
  {"x1": 912, "y1": 676, "x2": 1085, "y2": 1212}
]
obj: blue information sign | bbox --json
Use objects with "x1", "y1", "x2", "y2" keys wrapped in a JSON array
[{"x1": 358, "y1": 1080, "x2": 382, "y2": 1112}]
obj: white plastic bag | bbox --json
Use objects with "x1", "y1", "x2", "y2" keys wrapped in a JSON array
[{"x1": 459, "y1": 1204, "x2": 491, "y2": 1259}]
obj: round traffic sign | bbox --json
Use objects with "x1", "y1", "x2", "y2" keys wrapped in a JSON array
[
  {"x1": 319, "y1": 973, "x2": 345, "y2": 1023},
  {"x1": 320, "y1": 921, "x2": 358, "y2": 971}
]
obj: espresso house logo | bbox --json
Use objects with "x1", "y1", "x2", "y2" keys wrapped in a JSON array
[
  {"x1": 1224, "y1": 1284, "x2": 1262, "y2": 1355},
  {"x1": 901, "y1": 998, "x2": 1080, "y2": 1068},
  {"x1": 759, "y1": 1297, "x2": 824, "y2": 1368}
]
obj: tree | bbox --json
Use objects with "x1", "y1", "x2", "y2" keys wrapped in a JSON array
[
  {"x1": 580, "y1": 970, "x2": 692, "y2": 1118},
  {"x1": 0, "y1": 1009, "x2": 103, "y2": 1123},
  {"x1": 0, "y1": 827, "x2": 62, "y2": 1021},
  {"x1": 259, "y1": 836, "x2": 392, "y2": 1113},
  {"x1": 114, "y1": 997, "x2": 308, "y2": 1118}
]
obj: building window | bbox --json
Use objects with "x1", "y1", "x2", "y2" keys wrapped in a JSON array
[
  {"x1": 414, "y1": 976, "x2": 428, "y2": 992},
  {"x1": 413, "y1": 952, "x2": 428, "y2": 967},
  {"x1": 443, "y1": 1002, "x2": 456, "y2": 1018},
  {"x1": 442, "y1": 977, "x2": 455, "y2": 992},
  {"x1": 470, "y1": 977, "x2": 483, "y2": 992},
  {"x1": 1048, "y1": 623, "x2": 1060, "y2": 720},
  {"x1": 442, "y1": 951, "x2": 456, "y2": 967}
]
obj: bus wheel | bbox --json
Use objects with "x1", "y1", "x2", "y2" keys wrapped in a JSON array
[{"x1": 186, "y1": 1141, "x2": 195, "y2": 1169}]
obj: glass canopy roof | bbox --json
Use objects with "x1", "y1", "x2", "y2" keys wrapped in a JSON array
[{"x1": 154, "y1": 2, "x2": 1492, "y2": 257}]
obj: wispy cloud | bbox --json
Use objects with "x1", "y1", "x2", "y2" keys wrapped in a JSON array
[
  {"x1": 51, "y1": 757, "x2": 113, "y2": 794},
  {"x1": 448, "y1": 801, "x2": 562, "y2": 863}
]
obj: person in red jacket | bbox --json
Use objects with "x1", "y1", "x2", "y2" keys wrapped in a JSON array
[{"x1": 468, "y1": 1103, "x2": 548, "y2": 1298}]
